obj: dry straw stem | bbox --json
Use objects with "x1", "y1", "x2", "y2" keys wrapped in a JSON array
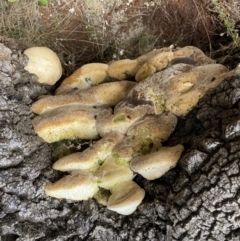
[
  {"x1": 1, "y1": 0, "x2": 240, "y2": 75},
  {"x1": 142, "y1": 0, "x2": 219, "y2": 50},
  {"x1": 0, "y1": 0, "x2": 40, "y2": 43}
]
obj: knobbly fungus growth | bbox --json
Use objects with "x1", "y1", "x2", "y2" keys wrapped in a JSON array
[
  {"x1": 130, "y1": 144, "x2": 185, "y2": 180},
  {"x1": 24, "y1": 47, "x2": 62, "y2": 85},
  {"x1": 55, "y1": 63, "x2": 109, "y2": 94},
  {"x1": 107, "y1": 181, "x2": 145, "y2": 215},
  {"x1": 29, "y1": 45, "x2": 231, "y2": 215}
]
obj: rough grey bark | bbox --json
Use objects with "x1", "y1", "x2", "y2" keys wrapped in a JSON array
[
  {"x1": 1, "y1": 38, "x2": 240, "y2": 241},
  {"x1": 166, "y1": 67, "x2": 240, "y2": 241}
]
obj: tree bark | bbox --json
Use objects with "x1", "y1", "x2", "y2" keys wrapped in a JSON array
[
  {"x1": 166, "y1": 67, "x2": 240, "y2": 241},
  {"x1": 1, "y1": 38, "x2": 240, "y2": 241}
]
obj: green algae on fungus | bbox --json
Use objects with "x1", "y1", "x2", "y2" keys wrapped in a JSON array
[
  {"x1": 153, "y1": 95, "x2": 167, "y2": 114},
  {"x1": 93, "y1": 187, "x2": 111, "y2": 206},
  {"x1": 113, "y1": 114, "x2": 126, "y2": 123},
  {"x1": 94, "y1": 157, "x2": 134, "y2": 190},
  {"x1": 133, "y1": 137, "x2": 154, "y2": 155},
  {"x1": 112, "y1": 154, "x2": 130, "y2": 168}
]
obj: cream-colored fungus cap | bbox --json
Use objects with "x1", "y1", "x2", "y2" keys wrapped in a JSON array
[
  {"x1": 135, "y1": 45, "x2": 215, "y2": 82},
  {"x1": 127, "y1": 113, "x2": 177, "y2": 143},
  {"x1": 111, "y1": 136, "x2": 144, "y2": 162},
  {"x1": 136, "y1": 47, "x2": 171, "y2": 66},
  {"x1": 53, "y1": 132, "x2": 124, "y2": 172},
  {"x1": 135, "y1": 62, "x2": 156, "y2": 82},
  {"x1": 165, "y1": 64, "x2": 229, "y2": 116},
  {"x1": 173, "y1": 46, "x2": 215, "y2": 65},
  {"x1": 107, "y1": 181, "x2": 145, "y2": 215},
  {"x1": 126, "y1": 63, "x2": 194, "y2": 115},
  {"x1": 107, "y1": 59, "x2": 140, "y2": 80},
  {"x1": 55, "y1": 63, "x2": 109, "y2": 94},
  {"x1": 97, "y1": 100, "x2": 155, "y2": 137},
  {"x1": 130, "y1": 144, "x2": 184, "y2": 180},
  {"x1": 45, "y1": 171, "x2": 99, "y2": 201},
  {"x1": 94, "y1": 156, "x2": 134, "y2": 190},
  {"x1": 32, "y1": 105, "x2": 112, "y2": 143},
  {"x1": 24, "y1": 47, "x2": 62, "y2": 85},
  {"x1": 31, "y1": 81, "x2": 136, "y2": 114}
]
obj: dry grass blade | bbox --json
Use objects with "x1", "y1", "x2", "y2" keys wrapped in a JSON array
[{"x1": 1, "y1": 0, "x2": 240, "y2": 74}]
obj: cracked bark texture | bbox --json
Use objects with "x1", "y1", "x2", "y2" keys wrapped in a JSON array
[
  {"x1": 1, "y1": 38, "x2": 240, "y2": 241},
  {"x1": 166, "y1": 66, "x2": 240, "y2": 241}
]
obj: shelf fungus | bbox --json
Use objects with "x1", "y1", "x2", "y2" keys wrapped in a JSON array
[
  {"x1": 55, "y1": 63, "x2": 109, "y2": 94},
  {"x1": 31, "y1": 81, "x2": 136, "y2": 114},
  {"x1": 53, "y1": 132, "x2": 124, "y2": 172},
  {"x1": 107, "y1": 181, "x2": 145, "y2": 215},
  {"x1": 45, "y1": 170, "x2": 99, "y2": 201},
  {"x1": 24, "y1": 47, "x2": 62, "y2": 85},
  {"x1": 30, "y1": 46, "x2": 230, "y2": 215},
  {"x1": 130, "y1": 144, "x2": 184, "y2": 180},
  {"x1": 32, "y1": 105, "x2": 112, "y2": 143}
]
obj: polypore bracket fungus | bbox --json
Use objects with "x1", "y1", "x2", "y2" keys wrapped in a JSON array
[
  {"x1": 107, "y1": 181, "x2": 145, "y2": 215},
  {"x1": 45, "y1": 170, "x2": 99, "y2": 201},
  {"x1": 31, "y1": 81, "x2": 136, "y2": 115},
  {"x1": 55, "y1": 63, "x2": 109, "y2": 94},
  {"x1": 30, "y1": 45, "x2": 231, "y2": 215},
  {"x1": 94, "y1": 156, "x2": 134, "y2": 190},
  {"x1": 130, "y1": 144, "x2": 185, "y2": 180},
  {"x1": 52, "y1": 132, "x2": 124, "y2": 172},
  {"x1": 32, "y1": 105, "x2": 112, "y2": 143},
  {"x1": 24, "y1": 46, "x2": 63, "y2": 85}
]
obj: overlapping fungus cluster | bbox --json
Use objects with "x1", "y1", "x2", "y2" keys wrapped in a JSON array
[{"x1": 24, "y1": 45, "x2": 230, "y2": 215}]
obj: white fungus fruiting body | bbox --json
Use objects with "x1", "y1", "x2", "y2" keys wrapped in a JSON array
[
  {"x1": 32, "y1": 105, "x2": 112, "y2": 143},
  {"x1": 28, "y1": 46, "x2": 232, "y2": 215},
  {"x1": 130, "y1": 144, "x2": 185, "y2": 180},
  {"x1": 45, "y1": 171, "x2": 99, "y2": 201},
  {"x1": 31, "y1": 81, "x2": 136, "y2": 114},
  {"x1": 24, "y1": 47, "x2": 62, "y2": 85},
  {"x1": 53, "y1": 132, "x2": 124, "y2": 172},
  {"x1": 107, "y1": 59, "x2": 140, "y2": 80},
  {"x1": 55, "y1": 63, "x2": 109, "y2": 94},
  {"x1": 127, "y1": 113, "x2": 178, "y2": 143},
  {"x1": 95, "y1": 156, "x2": 134, "y2": 190},
  {"x1": 107, "y1": 181, "x2": 145, "y2": 215}
]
